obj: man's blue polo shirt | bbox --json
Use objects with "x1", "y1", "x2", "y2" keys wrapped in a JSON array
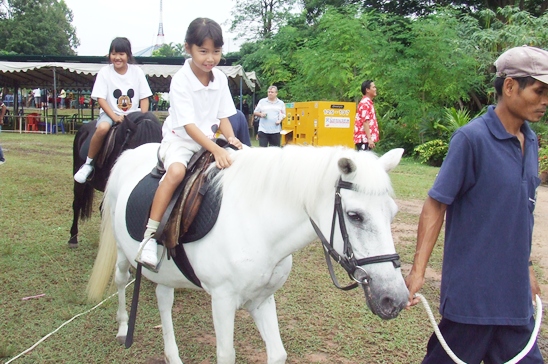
[{"x1": 429, "y1": 105, "x2": 540, "y2": 326}]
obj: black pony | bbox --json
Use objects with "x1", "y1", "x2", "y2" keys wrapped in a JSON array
[{"x1": 68, "y1": 111, "x2": 162, "y2": 247}]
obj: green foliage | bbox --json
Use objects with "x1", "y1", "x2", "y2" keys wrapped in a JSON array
[
  {"x1": 531, "y1": 121, "x2": 548, "y2": 149},
  {"x1": 414, "y1": 139, "x2": 449, "y2": 166},
  {"x1": 0, "y1": 0, "x2": 79, "y2": 55},
  {"x1": 420, "y1": 107, "x2": 472, "y2": 141},
  {"x1": 229, "y1": 0, "x2": 297, "y2": 40},
  {"x1": 235, "y1": 3, "x2": 548, "y2": 152},
  {"x1": 152, "y1": 43, "x2": 186, "y2": 58},
  {"x1": 293, "y1": 8, "x2": 372, "y2": 101},
  {"x1": 376, "y1": 110, "x2": 420, "y2": 155},
  {"x1": 539, "y1": 146, "x2": 548, "y2": 173},
  {"x1": 443, "y1": 107, "x2": 472, "y2": 133}
]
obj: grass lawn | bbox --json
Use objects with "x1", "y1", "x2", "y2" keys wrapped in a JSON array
[{"x1": 0, "y1": 133, "x2": 544, "y2": 363}]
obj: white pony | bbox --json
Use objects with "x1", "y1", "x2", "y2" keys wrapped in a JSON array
[{"x1": 87, "y1": 143, "x2": 409, "y2": 364}]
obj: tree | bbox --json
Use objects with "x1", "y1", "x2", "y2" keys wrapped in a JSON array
[
  {"x1": 152, "y1": 43, "x2": 186, "y2": 57},
  {"x1": 299, "y1": 0, "x2": 360, "y2": 23},
  {"x1": 229, "y1": 0, "x2": 298, "y2": 40},
  {"x1": 0, "y1": 0, "x2": 79, "y2": 55}
]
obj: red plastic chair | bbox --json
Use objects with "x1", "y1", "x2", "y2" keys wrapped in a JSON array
[{"x1": 26, "y1": 113, "x2": 40, "y2": 131}]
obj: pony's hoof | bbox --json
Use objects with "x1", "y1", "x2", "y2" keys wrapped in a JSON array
[
  {"x1": 116, "y1": 335, "x2": 126, "y2": 345},
  {"x1": 68, "y1": 235, "x2": 78, "y2": 248}
]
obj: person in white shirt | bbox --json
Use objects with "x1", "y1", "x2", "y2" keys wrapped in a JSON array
[
  {"x1": 253, "y1": 85, "x2": 286, "y2": 147},
  {"x1": 33, "y1": 88, "x2": 41, "y2": 108},
  {"x1": 73, "y1": 37, "x2": 152, "y2": 183},
  {"x1": 137, "y1": 18, "x2": 242, "y2": 271}
]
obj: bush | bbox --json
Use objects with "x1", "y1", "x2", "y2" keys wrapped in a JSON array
[
  {"x1": 539, "y1": 146, "x2": 548, "y2": 173},
  {"x1": 414, "y1": 139, "x2": 448, "y2": 167},
  {"x1": 377, "y1": 112, "x2": 420, "y2": 156}
]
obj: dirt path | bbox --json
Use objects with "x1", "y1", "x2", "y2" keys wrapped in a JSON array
[{"x1": 531, "y1": 185, "x2": 548, "y2": 302}]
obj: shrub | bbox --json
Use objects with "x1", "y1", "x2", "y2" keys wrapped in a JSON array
[
  {"x1": 414, "y1": 139, "x2": 448, "y2": 167},
  {"x1": 539, "y1": 146, "x2": 548, "y2": 173},
  {"x1": 377, "y1": 112, "x2": 420, "y2": 155}
]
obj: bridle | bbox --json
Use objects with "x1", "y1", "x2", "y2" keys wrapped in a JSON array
[{"x1": 309, "y1": 178, "x2": 401, "y2": 291}]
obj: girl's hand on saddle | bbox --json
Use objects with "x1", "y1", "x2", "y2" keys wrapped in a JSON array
[
  {"x1": 228, "y1": 137, "x2": 242, "y2": 150},
  {"x1": 114, "y1": 115, "x2": 125, "y2": 124},
  {"x1": 213, "y1": 147, "x2": 233, "y2": 169}
]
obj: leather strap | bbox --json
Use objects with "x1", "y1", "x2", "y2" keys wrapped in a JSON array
[
  {"x1": 309, "y1": 177, "x2": 401, "y2": 291},
  {"x1": 125, "y1": 263, "x2": 142, "y2": 348}
]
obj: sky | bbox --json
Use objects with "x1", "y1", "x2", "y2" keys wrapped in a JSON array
[{"x1": 63, "y1": 0, "x2": 241, "y2": 56}]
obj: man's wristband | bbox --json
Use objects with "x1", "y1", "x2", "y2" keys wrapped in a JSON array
[{"x1": 529, "y1": 261, "x2": 533, "y2": 266}]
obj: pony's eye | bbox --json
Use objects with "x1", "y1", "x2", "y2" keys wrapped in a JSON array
[{"x1": 347, "y1": 211, "x2": 363, "y2": 222}]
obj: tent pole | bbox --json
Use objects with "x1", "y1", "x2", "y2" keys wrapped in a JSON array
[
  {"x1": 52, "y1": 67, "x2": 58, "y2": 134},
  {"x1": 239, "y1": 77, "x2": 243, "y2": 111}
]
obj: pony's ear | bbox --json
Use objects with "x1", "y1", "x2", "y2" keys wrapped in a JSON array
[
  {"x1": 338, "y1": 157, "x2": 357, "y2": 176},
  {"x1": 379, "y1": 148, "x2": 404, "y2": 172}
]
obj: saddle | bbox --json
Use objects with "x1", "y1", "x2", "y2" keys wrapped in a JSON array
[
  {"x1": 157, "y1": 143, "x2": 220, "y2": 251},
  {"x1": 125, "y1": 140, "x2": 231, "y2": 285}
]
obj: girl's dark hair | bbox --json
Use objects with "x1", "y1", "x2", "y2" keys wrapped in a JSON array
[
  {"x1": 108, "y1": 37, "x2": 135, "y2": 64},
  {"x1": 361, "y1": 80, "x2": 374, "y2": 95},
  {"x1": 185, "y1": 18, "x2": 224, "y2": 48}
]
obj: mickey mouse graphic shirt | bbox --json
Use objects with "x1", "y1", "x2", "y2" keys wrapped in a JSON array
[{"x1": 91, "y1": 64, "x2": 152, "y2": 115}]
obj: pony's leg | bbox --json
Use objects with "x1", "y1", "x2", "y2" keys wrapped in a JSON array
[
  {"x1": 156, "y1": 284, "x2": 183, "y2": 364},
  {"x1": 68, "y1": 183, "x2": 84, "y2": 247},
  {"x1": 114, "y1": 248, "x2": 131, "y2": 345},
  {"x1": 248, "y1": 295, "x2": 287, "y2": 364},
  {"x1": 211, "y1": 295, "x2": 237, "y2": 364}
]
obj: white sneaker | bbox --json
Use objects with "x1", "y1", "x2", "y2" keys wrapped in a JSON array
[
  {"x1": 0, "y1": 159, "x2": 5, "y2": 165},
  {"x1": 74, "y1": 164, "x2": 93, "y2": 183},
  {"x1": 137, "y1": 237, "x2": 158, "y2": 270}
]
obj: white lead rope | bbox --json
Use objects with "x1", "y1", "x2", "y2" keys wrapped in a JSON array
[
  {"x1": 416, "y1": 293, "x2": 543, "y2": 364},
  {"x1": 5, "y1": 279, "x2": 136, "y2": 364}
]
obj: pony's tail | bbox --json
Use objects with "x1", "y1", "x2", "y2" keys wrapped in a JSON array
[
  {"x1": 86, "y1": 198, "x2": 118, "y2": 303},
  {"x1": 77, "y1": 183, "x2": 95, "y2": 220}
]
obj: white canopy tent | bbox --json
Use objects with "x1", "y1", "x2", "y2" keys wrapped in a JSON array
[
  {"x1": 0, "y1": 61, "x2": 259, "y2": 133},
  {"x1": 0, "y1": 61, "x2": 256, "y2": 93}
]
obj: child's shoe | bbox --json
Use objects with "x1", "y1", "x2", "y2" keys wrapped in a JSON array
[
  {"x1": 136, "y1": 237, "x2": 159, "y2": 272},
  {"x1": 74, "y1": 164, "x2": 94, "y2": 183}
]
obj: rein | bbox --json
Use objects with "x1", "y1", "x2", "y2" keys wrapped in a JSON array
[{"x1": 309, "y1": 178, "x2": 401, "y2": 291}]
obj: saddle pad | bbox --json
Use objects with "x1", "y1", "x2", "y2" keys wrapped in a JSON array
[
  {"x1": 125, "y1": 173, "x2": 222, "y2": 243},
  {"x1": 126, "y1": 173, "x2": 159, "y2": 242},
  {"x1": 78, "y1": 121, "x2": 98, "y2": 161},
  {"x1": 180, "y1": 171, "x2": 222, "y2": 244}
]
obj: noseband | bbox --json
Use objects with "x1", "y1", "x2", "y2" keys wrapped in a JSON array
[{"x1": 309, "y1": 178, "x2": 401, "y2": 291}]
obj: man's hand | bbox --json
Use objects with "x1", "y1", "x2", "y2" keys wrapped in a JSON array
[
  {"x1": 405, "y1": 271, "x2": 425, "y2": 308},
  {"x1": 530, "y1": 264, "x2": 541, "y2": 301}
]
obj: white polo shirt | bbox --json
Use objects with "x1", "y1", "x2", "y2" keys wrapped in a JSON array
[{"x1": 162, "y1": 60, "x2": 236, "y2": 150}]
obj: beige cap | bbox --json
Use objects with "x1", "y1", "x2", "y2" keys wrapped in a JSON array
[{"x1": 495, "y1": 45, "x2": 548, "y2": 85}]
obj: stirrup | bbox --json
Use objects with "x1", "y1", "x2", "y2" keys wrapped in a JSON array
[{"x1": 135, "y1": 237, "x2": 167, "y2": 273}]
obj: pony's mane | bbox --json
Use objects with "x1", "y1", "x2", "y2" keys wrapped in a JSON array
[
  {"x1": 121, "y1": 112, "x2": 162, "y2": 148},
  {"x1": 212, "y1": 145, "x2": 393, "y2": 212}
]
